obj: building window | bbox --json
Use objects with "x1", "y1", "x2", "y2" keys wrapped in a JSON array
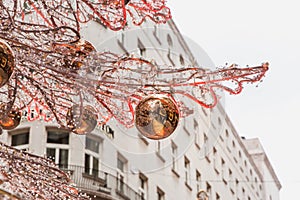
[
  {"x1": 167, "y1": 49, "x2": 175, "y2": 66},
  {"x1": 11, "y1": 130, "x2": 29, "y2": 147},
  {"x1": 117, "y1": 154, "x2": 127, "y2": 194},
  {"x1": 218, "y1": 117, "x2": 222, "y2": 125},
  {"x1": 117, "y1": 157, "x2": 126, "y2": 172},
  {"x1": 213, "y1": 148, "x2": 220, "y2": 174},
  {"x1": 194, "y1": 119, "x2": 202, "y2": 148},
  {"x1": 204, "y1": 133, "x2": 208, "y2": 143},
  {"x1": 216, "y1": 193, "x2": 220, "y2": 200},
  {"x1": 225, "y1": 129, "x2": 229, "y2": 137},
  {"x1": 206, "y1": 182, "x2": 211, "y2": 197},
  {"x1": 46, "y1": 129, "x2": 69, "y2": 168},
  {"x1": 167, "y1": 34, "x2": 173, "y2": 46},
  {"x1": 229, "y1": 168, "x2": 234, "y2": 189},
  {"x1": 196, "y1": 170, "x2": 201, "y2": 192},
  {"x1": 184, "y1": 156, "x2": 191, "y2": 186},
  {"x1": 86, "y1": 137, "x2": 100, "y2": 153},
  {"x1": 46, "y1": 148, "x2": 69, "y2": 168},
  {"x1": 139, "y1": 173, "x2": 148, "y2": 200},
  {"x1": 117, "y1": 174, "x2": 125, "y2": 193},
  {"x1": 47, "y1": 130, "x2": 69, "y2": 144},
  {"x1": 179, "y1": 54, "x2": 185, "y2": 65},
  {"x1": 153, "y1": 26, "x2": 162, "y2": 45},
  {"x1": 157, "y1": 187, "x2": 165, "y2": 200},
  {"x1": 201, "y1": 107, "x2": 207, "y2": 116},
  {"x1": 221, "y1": 158, "x2": 227, "y2": 184},
  {"x1": 84, "y1": 153, "x2": 99, "y2": 176},
  {"x1": 138, "y1": 38, "x2": 146, "y2": 56},
  {"x1": 171, "y1": 142, "x2": 178, "y2": 173},
  {"x1": 84, "y1": 137, "x2": 101, "y2": 176},
  {"x1": 204, "y1": 133, "x2": 209, "y2": 161}
]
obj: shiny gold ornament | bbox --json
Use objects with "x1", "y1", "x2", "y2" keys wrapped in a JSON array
[
  {"x1": 197, "y1": 190, "x2": 209, "y2": 200},
  {"x1": 66, "y1": 105, "x2": 98, "y2": 134},
  {"x1": 135, "y1": 95, "x2": 179, "y2": 140},
  {"x1": 71, "y1": 39, "x2": 96, "y2": 69},
  {"x1": 0, "y1": 39, "x2": 15, "y2": 88},
  {"x1": 0, "y1": 109, "x2": 21, "y2": 130}
]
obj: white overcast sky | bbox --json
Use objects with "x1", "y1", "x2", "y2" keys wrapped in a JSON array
[{"x1": 168, "y1": 0, "x2": 300, "y2": 199}]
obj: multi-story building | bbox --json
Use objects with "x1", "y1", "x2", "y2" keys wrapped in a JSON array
[{"x1": 0, "y1": 17, "x2": 281, "y2": 200}]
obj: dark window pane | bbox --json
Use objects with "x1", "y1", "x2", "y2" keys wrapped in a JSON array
[
  {"x1": 85, "y1": 137, "x2": 99, "y2": 153},
  {"x1": 59, "y1": 149, "x2": 68, "y2": 168},
  {"x1": 47, "y1": 131, "x2": 69, "y2": 144},
  {"x1": 92, "y1": 157, "x2": 99, "y2": 176},
  {"x1": 46, "y1": 148, "x2": 56, "y2": 162},
  {"x1": 84, "y1": 154, "x2": 90, "y2": 174},
  {"x1": 11, "y1": 132, "x2": 29, "y2": 146}
]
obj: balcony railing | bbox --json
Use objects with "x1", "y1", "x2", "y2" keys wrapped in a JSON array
[{"x1": 60, "y1": 165, "x2": 142, "y2": 200}]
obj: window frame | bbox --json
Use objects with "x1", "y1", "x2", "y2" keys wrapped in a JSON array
[{"x1": 9, "y1": 128, "x2": 30, "y2": 149}]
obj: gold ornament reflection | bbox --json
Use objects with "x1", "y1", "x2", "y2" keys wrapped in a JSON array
[
  {"x1": 71, "y1": 39, "x2": 96, "y2": 70},
  {"x1": 135, "y1": 95, "x2": 179, "y2": 140},
  {"x1": 0, "y1": 109, "x2": 21, "y2": 130},
  {"x1": 0, "y1": 39, "x2": 15, "y2": 88},
  {"x1": 66, "y1": 105, "x2": 98, "y2": 134}
]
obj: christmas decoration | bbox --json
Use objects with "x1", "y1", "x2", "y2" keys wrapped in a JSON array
[{"x1": 0, "y1": 1, "x2": 269, "y2": 138}]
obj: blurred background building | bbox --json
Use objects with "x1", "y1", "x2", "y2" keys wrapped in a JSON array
[{"x1": 0, "y1": 18, "x2": 281, "y2": 200}]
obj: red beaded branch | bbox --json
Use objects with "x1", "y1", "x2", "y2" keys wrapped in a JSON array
[
  {"x1": 0, "y1": 142, "x2": 90, "y2": 199},
  {"x1": 0, "y1": 1, "x2": 268, "y2": 135}
]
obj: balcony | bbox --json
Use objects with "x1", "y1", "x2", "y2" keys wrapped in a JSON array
[{"x1": 61, "y1": 165, "x2": 142, "y2": 200}]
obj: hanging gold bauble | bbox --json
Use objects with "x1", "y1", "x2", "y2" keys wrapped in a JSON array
[
  {"x1": 0, "y1": 39, "x2": 15, "y2": 88},
  {"x1": 0, "y1": 109, "x2": 21, "y2": 130},
  {"x1": 66, "y1": 105, "x2": 98, "y2": 134},
  {"x1": 71, "y1": 39, "x2": 96, "y2": 69},
  {"x1": 135, "y1": 95, "x2": 179, "y2": 140}
]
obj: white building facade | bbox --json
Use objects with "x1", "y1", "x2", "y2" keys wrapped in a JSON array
[{"x1": 0, "y1": 19, "x2": 281, "y2": 200}]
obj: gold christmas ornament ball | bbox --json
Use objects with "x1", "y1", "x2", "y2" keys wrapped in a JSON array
[
  {"x1": 71, "y1": 39, "x2": 96, "y2": 69},
  {"x1": 135, "y1": 95, "x2": 179, "y2": 140},
  {"x1": 74, "y1": 39, "x2": 96, "y2": 55},
  {"x1": 0, "y1": 39, "x2": 15, "y2": 88},
  {"x1": 0, "y1": 109, "x2": 21, "y2": 130},
  {"x1": 66, "y1": 105, "x2": 98, "y2": 135}
]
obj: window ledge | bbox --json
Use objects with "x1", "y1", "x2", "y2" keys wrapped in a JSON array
[
  {"x1": 185, "y1": 182, "x2": 192, "y2": 191},
  {"x1": 195, "y1": 142, "x2": 201, "y2": 150},
  {"x1": 171, "y1": 169, "x2": 180, "y2": 178},
  {"x1": 82, "y1": 173, "x2": 106, "y2": 186},
  {"x1": 214, "y1": 168, "x2": 220, "y2": 175},
  {"x1": 116, "y1": 190, "x2": 130, "y2": 200},
  {"x1": 205, "y1": 156, "x2": 211, "y2": 163},
  {"x1": 139, "y1": 135, "x2": 149, "y2": 145},
  {"x1": 156, "y1": 152, "x2": 166, "y2": 163}
]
